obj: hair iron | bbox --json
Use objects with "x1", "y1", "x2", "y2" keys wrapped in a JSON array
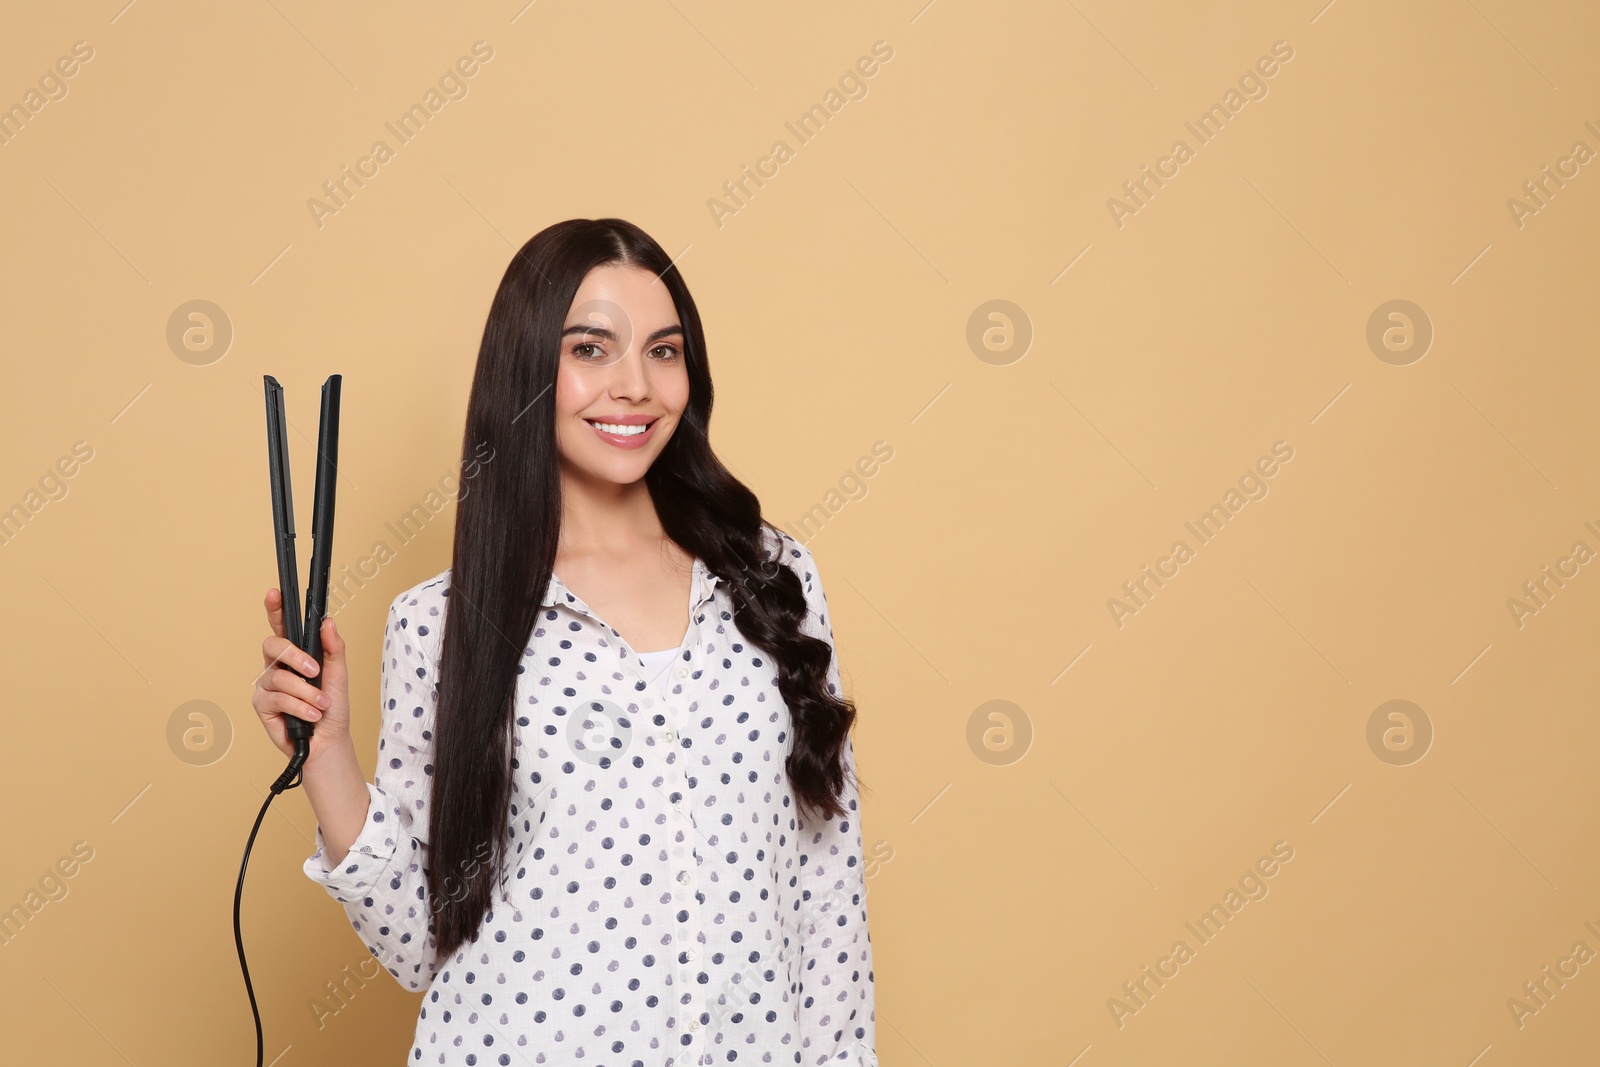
[{"x1": 235, "y1": 373, "x2": 342, "y2": 1066}]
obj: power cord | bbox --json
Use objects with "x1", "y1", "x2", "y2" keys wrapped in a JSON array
[{"x1": 233, "y1": 738, "x2": 311, "y2": 1067}]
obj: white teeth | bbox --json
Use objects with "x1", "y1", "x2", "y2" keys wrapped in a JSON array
[{"x1": 590, "y1": 421, "x2": 649, "y2": 436}]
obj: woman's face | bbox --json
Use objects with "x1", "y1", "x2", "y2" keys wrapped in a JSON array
[{"x1": 553, "y1": 263, "x2": 690, "y2": 485}]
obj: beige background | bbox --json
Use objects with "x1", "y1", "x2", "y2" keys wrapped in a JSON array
[{"x1": 1, "y1": 1, "x2": 1597, "y2": 1064}]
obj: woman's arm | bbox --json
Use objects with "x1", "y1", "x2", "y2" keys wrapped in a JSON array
[
  {"x1": 787, "y1": 537, "x2": 879, "y2": 1066},
  {"x1": 299, "y1": 735, "x2": 371, "y2": 868},
  {"x1": 301, "y1": 595, "x2": 444, "y2": 992}
]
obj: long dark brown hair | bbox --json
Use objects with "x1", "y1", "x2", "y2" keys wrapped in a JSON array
[{"x1": 427, "y1": 218, "x2": 857, "y2": 963}]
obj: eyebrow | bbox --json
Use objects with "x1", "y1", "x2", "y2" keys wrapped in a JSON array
[{"x1": 560, "y1": 324, "x2": 685, "y2": 344}]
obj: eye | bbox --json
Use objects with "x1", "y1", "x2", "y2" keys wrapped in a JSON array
[
  {"x1": 571, "y1": 341, "x2": 606, "y2": 362},
  {"x1": 649, "y1": 344, "x2": 681, "y2": 362}
]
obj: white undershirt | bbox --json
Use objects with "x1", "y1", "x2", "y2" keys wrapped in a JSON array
[{"x1": 636, "y1": 642, "x2": 684, "y2": 695}]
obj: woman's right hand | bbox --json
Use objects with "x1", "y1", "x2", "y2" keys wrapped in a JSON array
[{"x1": 253, "y1": 587, "x2": 353, "y2": 763}]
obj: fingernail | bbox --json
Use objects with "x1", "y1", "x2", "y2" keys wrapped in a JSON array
[{"x1": 318, "y1": 692, "x2": 331, "y2": 708}]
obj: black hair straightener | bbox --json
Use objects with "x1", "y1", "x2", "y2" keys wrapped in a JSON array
[
  {"x1": 263, "y1": 372, "x2": 342, "y2": 750},
  {"x1": 235, "y1": 373, "x2": 342, "y2": 1067}
]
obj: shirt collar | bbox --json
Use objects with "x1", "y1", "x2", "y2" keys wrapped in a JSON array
[{"x1": 540, "y1": 556, "x2": 721, "y2": 611}]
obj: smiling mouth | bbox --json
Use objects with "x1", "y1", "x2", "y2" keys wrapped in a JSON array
[{"x1": 585, "y1": 418, "x2": 657, "y2": 437}]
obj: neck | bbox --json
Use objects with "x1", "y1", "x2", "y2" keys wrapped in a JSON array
[{"x1": 556, "y1": 464, "x2": 664, "y2": 559}]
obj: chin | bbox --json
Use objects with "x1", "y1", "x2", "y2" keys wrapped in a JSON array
[{"x1": 579, "y1": 458, "x2": 654, "y2": 484}]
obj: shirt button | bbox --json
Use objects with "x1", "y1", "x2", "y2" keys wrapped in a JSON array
[
  {"x1": 672, "y1": 798, "x2": 685, "y2": 812},
  {"x1": 684, "y1": 949, "x2": 697, "y2": 961},
  {"x1": 677, "y1": 666, "x2": 689, "y2": 678},
  {"x1": 664, "y1": 730, "x2": 677, "y2": 742},
  {"x1": 689, "y1": 1019, "x2": 701, "y2": 1031},
  {"x1": 677, "y1": 870, "x2": 691, "y2": 884}
]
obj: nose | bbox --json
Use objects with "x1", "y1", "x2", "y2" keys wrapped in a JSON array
[{"x1": 607, "y1": 347, "x2": 652, "y2": 400}]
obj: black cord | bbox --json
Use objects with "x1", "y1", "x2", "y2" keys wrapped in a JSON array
[{"x1": 235, "y1": 737, "x2": 311, "y2": 1067}]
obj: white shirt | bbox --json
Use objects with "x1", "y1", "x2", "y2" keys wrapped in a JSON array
[{"x1": 303, "y1": 527, "x2": 877, "y2": 1066}]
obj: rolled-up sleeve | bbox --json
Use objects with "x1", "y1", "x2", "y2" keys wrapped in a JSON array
[
  {"x1": 787, "y1": 537, "x2": 878, "y2": 1066},
  {"x1": 302, "y1": 596, "x2": 442, "y2": 992}
]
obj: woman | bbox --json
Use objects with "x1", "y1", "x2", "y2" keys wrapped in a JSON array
[{"x1": 251, "y1": 218, "x2": 877, "y2": 1066}]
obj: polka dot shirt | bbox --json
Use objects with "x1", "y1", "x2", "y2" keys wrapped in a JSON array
[{"x1": 302, "y1": 528, "x2": 877, "y2": 1066}]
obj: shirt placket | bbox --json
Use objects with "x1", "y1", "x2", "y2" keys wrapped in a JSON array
[
  {"x1": 547, "y1": 559, "x2": 721, "y2": 1054},
  {"x1": 657, "y1": 562, "x2": 717, "y2": 1051}
]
